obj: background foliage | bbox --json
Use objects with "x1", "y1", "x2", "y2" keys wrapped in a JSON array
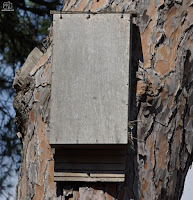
[{"x1": 0, "y1": 0, "x2": 62, "y2": 198}]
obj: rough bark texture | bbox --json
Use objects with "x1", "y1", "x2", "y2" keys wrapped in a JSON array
[{"x1": 13, "y1": 0, "x2": 193, "y2": 199}]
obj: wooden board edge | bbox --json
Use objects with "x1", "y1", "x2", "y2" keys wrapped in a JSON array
[{"x1": 54, "y1": 176, "x2": 125, "y2": 182}]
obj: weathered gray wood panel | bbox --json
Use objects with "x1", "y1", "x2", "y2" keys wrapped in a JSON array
[
  {"x1": 50, "y1": 13, "x2": 131, "y2": 144},
  {"x1": 54, "y1": 176, "x2": 124, "y2": 182}
]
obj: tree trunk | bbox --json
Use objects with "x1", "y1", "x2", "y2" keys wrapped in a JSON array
[{"x1": 13, "y1": 0, "x2": 193, "y2": 199}]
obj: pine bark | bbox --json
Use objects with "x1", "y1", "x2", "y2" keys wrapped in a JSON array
[{"x1": 13, "y1": 0, "x2": 193, "y2": 199}]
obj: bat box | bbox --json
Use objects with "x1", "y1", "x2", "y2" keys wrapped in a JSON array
[{"x1": 50, "y1": 13, "x2": 131, "y2": 182}]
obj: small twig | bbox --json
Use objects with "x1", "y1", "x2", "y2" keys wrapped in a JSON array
[{"x1": 128, "y1": 133, "x2": 146, "y2": 143}]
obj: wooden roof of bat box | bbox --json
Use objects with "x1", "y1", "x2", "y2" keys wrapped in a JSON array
[{"x1": 50, "y1": 13, "x2": 131, "y2": 182}]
